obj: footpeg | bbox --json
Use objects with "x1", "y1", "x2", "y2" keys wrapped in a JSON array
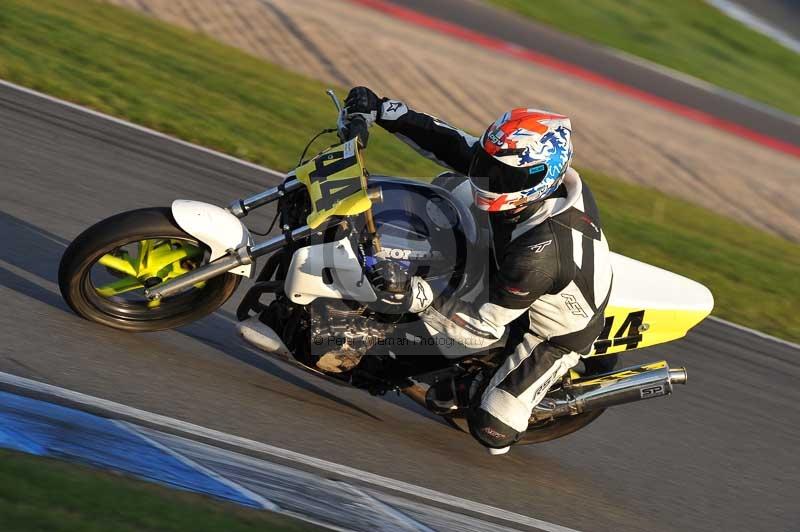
[
  {"x1": 425, "y1": 380, "x2": 459, "y2": 415},
  {"x1": 426, "y1": 373, "x2": 482, "y2": 415}
]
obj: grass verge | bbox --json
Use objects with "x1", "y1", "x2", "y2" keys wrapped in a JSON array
[
  {"x1": 0, "y1": 449, "x2": 318, "y2": 532},
  {"x1": 486, "y1": 0, "x2": 800, "y2": 116},
  {"x1": 0, "y1": 0, "x2": 798, "y2": 341}
]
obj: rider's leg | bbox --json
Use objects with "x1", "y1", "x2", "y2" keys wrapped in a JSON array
[{"x1": 467, "y1": 333, "x2": 581, "y2": 449}]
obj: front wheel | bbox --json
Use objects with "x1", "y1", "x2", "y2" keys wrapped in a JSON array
[{"x1": 59, "y1": 208, "x2": 241, "y2": 332}]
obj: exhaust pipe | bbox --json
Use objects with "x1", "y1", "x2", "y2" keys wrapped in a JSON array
[
  {"x1": 669, "y1": 367, "x2": 688, "y2": 385},
  {"x1": 530, "y1": 361, "x2": 687, "y2": 423}
]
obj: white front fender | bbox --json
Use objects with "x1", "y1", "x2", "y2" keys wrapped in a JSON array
[{"x1": 171, "y1": 200, "x2": 253, "y2": 277}]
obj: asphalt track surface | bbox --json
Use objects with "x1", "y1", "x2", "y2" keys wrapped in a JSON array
[
  {"x1": 385, "y1": 0, "x2": 800, "y2": 147},
  {"x1": 1, "y1": 83, "x2": 799, "y2": 532}
]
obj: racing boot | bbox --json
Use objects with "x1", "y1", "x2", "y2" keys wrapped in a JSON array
[
  {"x1": 425, "y1": 378, "x2": 459, "y2": 414},
  {"x1": 425, "y1": 373, "x2": 479, "y2": 415}
]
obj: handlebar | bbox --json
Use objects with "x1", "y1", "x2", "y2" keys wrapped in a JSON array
[
  {"x1": 326, "y1": 89, "x2": 369, "y2": 148},
  {"x1": 343, "y1": 115, "x2": 370, "y2": 148}
]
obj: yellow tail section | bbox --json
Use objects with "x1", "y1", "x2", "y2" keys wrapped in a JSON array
[
  {"x1": 588, "y1": 253, "x2": 714, "y2": 356},
  {"x1": 589, "y1": 306, "x2": 711, "y2": 356}
]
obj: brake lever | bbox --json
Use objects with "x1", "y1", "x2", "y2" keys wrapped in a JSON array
[{"x1": 326, "y1": 89, "x2": 347, "y2": 142}]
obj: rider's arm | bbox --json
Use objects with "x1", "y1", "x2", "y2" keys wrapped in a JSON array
[
  {"x1": 343, "y1": 86, "x2": 478, "y2": 174},
  {"x1": 419, "y1": 243, "x2": 560, "y2": 349},
  {"x1": 376, "y1": 100, "x2": 478, "y2": 174}
]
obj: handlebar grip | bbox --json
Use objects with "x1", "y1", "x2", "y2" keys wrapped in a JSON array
[{"x1": 345, "y1": 115, "x2": 370, "y2": 148}]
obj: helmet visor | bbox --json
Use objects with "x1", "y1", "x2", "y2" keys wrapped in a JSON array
[{"x1": 468, "y1": 149, "x2": 549, "y2": 212}]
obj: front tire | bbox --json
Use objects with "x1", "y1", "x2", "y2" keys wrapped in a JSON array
[{"x1": 59, "y1": 208, "x2": 241, "y2": 332}]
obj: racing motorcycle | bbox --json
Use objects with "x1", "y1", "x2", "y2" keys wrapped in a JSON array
[{"x1": 59, "y1": 90, "x2": 713, "y2": 446}]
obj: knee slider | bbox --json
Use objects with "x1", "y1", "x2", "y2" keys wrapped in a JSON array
[{"x1": 467, "y1": 407, "x2": 521, "y2": 449}]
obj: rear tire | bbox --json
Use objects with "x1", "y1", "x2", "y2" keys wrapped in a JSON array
[
  {"x1": 444, "y1": 354, "x2": 619, "y2": 445},
  {"x1": 59, "y1": 208, "x2": 241, "y2": 332},
  {"x1": 516, "y1": 409, "x2": 606, "y2": 445},
  {"x1": 516, "y1": 355, "x2": 619, "y2": 444}
]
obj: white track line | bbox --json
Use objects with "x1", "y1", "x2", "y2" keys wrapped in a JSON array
[
  {"x1": 705, "y1": 0, "x2": 800, "y2": 55},
  {"x1": 0, "y1": 371, "x2": 580, "y2": 532},
  {"x1": 331, "y1": 481, "x2": 437, "y2": 532},
  {"x1": 112, "y1": 420, "x2": 279, "y2": 512},
  {"x1": 707, "y1": 316, "x2": 799, "y2": 350},
  {"x1": 601, "y1": 44, "x2": 799, "y2": 125}
]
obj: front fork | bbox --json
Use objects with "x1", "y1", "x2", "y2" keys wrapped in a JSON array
[{"x1": 144, "y1": 178, "x2": 339, "y2": 301}]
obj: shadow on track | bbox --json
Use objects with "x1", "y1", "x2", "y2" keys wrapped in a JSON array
[
  {"x1": 0, "y1": 211, "x2": 72, "y2": 313},
  {"x1": 0, "y1": 211, "x2": 383, "y2": 421},
  {"x1": 178, "y1": 311, "x2": 384, "y2": 422}
]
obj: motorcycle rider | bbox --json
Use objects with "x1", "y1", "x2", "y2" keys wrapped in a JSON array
[{"x1": 342, "y1": 86, "x2": 613, "y2": 453}]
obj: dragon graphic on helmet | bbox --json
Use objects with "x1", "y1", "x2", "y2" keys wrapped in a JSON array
[{"x1": 468, "y1": 109, "x2": 573, "y2": 213}]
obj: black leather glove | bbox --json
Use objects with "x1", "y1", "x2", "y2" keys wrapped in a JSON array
[
  {"x1": 367, "y1": 260, "x2": 411, "y2": 295},
  {"x1": 344, "y1": 86, "x2": 383, "y2": 127},
  {"x1": 366, "y1": 260, "x2": 434, "y2": 315}
]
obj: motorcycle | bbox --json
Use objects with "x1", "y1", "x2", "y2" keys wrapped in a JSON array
[{"x1": 58, "y1": 90, "x2": 713, "y2": 446}]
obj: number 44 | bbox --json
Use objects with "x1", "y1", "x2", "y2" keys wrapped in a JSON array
[{"x1": 594, "y1": 310, "x2": 646, "y2": 354}]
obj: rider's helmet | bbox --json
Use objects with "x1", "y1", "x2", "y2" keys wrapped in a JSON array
[{"x1": 468, "y1": 109, "x2": 573, "y2": 220}]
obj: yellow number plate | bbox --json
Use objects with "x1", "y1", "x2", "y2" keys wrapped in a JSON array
[{"x1": 295, "y1": 138, "x2": 372, "y2": 228}]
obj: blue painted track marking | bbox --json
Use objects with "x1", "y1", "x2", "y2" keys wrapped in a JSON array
[{"x1": 0, "y1": 390, "x2": 265, "y2": 508}]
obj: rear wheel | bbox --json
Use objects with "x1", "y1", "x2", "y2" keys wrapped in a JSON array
[
  {"x1": 517, "y1": 355, "x2": 618, "y2": 444},
  {"x1": 443, "y1": 408, "x2": 606, "y2": 445},
  {"x1": 59, "y1": 208, "x2": 241, "y2": 332},
  {"x1": 444, "y1": 354, "x2": 619, "y2": 445},
  {"x1": 516, "y1": 409, "x2": 606, "y2": 445}
]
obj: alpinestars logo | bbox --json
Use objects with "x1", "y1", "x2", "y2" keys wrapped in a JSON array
[
  {"x1": 385, "y1": 101, "x2": 403, "y2": 113},
  {"x1": 382, "y1": 100, "x2": 407, "y2": 120},
  {"x1": 414, "y1": 280, "x2": 428, "y2": 308},
  {"x1": 529, "y1": 240, "x2": 553, "y2": 253}
]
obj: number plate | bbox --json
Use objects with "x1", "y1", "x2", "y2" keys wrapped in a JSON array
[{"x1": 295, "y1": 138, "x2": 372, "y2": 228}]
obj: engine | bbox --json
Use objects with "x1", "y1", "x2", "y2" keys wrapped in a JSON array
[{"x1": 308, "y1": 300, "x2": 391, "y2": 357}]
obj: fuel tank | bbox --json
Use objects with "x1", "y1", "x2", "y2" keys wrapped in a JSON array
[{"x1": 366, "y1": 176, "x2": 484, "y2": 299}]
